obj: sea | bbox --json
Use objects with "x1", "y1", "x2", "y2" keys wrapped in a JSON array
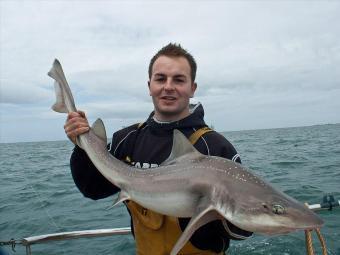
[{"x1": 1, "y1": 124, "x2": 339, "y2": 255}]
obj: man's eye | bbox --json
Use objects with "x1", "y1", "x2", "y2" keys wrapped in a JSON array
[{"x1": 175, "y1": 79, "x2": 184, "y2": 83}]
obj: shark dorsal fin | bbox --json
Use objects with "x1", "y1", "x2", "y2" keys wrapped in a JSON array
[
  {"x1": 91, "y1": 118, "x2": 107, "y2": 144},
  {"x1": 161, "y1": 129, "x2": 203, "y2": 166}
]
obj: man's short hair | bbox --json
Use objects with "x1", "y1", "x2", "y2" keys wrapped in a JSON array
[{"x1": 148, "y1": 43, "x2": 197, "y2": 82}]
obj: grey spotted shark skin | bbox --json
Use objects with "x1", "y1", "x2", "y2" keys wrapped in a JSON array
[{"x1": 48, "y1": 59, "x2": 323, "y2": 255}]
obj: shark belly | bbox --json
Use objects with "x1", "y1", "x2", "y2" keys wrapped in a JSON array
[{"x1": 130, "y1": 190, "x2": 198, "y2": 217}]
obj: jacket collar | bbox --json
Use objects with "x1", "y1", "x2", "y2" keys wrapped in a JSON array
[{"x1": 146, "y1": 102, "x2": 206, "y2": 132}]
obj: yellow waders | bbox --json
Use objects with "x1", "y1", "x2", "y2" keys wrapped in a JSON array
[{"x1": 126, "y1": 127, "x2": 224, "y2": 255}]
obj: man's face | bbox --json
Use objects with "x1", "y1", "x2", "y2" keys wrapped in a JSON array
[{"x1": 148, "y1": 55, "x2": 197, "y2": 121}]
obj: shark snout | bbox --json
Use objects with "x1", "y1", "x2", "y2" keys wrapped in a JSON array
[{"x1": 292, "y1": 208, "x2": 324, "y2": 230}]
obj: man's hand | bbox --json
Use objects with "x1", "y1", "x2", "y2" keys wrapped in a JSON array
[{"x1": 64, "y1": 110, "x2": 90, "y2": 145}]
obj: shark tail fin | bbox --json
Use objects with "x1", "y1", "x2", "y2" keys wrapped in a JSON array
[
  {"x1": 51, "y1": 81, "x2": 68, "y2": 113},
  {"x1": 92, "y1": 118, "x2": 107, "y2": 146},
  {"x1": 48, "y1": 59, "x2": 76, "y2": 113},
  {"x1": 48, "y1": 59, "x2": 84, "y2": 147}
]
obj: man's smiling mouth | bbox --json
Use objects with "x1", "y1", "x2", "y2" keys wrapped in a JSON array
[{"x1": 161, "y1": 96, "x2": 177, "y2": 101}]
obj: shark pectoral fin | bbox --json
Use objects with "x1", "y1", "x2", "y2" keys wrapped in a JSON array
[
  {"x1": 107, "y1": 191, "x2": 131, "y2": 210},
  {"x1": 115, "y1": 191, "x2": 131, "y2": 205},
  {"x1": 170, "y1": 203, "x2": 223, "y2": 255},
  {"x1": 51, "y1": 81, "x2": 68, "y2": 113},
  {"x1": 91, "y1": 118, "x2": 107, "y2": 145},
  {"x1": 161, "y1": 129, "x2": 204, "y2": 166}
]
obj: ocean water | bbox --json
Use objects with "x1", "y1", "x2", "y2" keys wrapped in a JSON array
[{"x1": 1, "y1": 124, "x2": 339, "y2": 255}]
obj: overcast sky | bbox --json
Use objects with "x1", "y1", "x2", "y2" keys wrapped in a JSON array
[{"x1": 0, "y1": 1, "x2": 339, "y2": 143}]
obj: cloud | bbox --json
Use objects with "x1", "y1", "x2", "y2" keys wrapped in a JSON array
[
  {"x1": 80, "y1": 101, "x2": 153, "y2": 120},
  {"x1": 0, "y1": 1, "x2": 339, "y2": 142},
  {"x1": 68, "y1": 65, "x2": 150, "y2": 102},
  {"x1": 0, "y1": 79, "x2": 53, "y2": 104}
]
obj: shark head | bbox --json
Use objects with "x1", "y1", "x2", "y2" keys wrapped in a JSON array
[{"x1": 228, "y1": 185, "x2": 324, "y2": 235}]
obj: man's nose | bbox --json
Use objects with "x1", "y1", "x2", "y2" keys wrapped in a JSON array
[{"x1": 164, "y1": 79, "x2": 175, "y2": 91}]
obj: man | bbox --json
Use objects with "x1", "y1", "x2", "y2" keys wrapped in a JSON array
[{"x1": 65, "y1": 43, "x2": 251, "y2": 254}]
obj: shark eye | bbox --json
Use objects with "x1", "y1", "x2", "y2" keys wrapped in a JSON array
[
  {"x1": 272, "y1": 204, "x2": 285, "y2": 215},
  {"x1": 262, "y1": 203, "x2": 269, "y2": 210}
]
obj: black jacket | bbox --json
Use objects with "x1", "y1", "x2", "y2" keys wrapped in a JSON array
[{"x1": 70, "y1": 103, "x2": 252, "y2": 253}]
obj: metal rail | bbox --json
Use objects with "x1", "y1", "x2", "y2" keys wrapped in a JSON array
[
  {"x1": 306, "y1": 194, "x2": 340, "y2": 212},
  {"x1": 10, "y1": 227, "x2": 131, "y2": 255},
  {"x1": 22, "y1": 227, "x2": 131, "y2": 245}
]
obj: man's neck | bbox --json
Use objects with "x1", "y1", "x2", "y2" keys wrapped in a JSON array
[
  {"x1": 152, "y1": 116, "x2": 173, "y2": 124},
  {"x1": 153, "y1": 110, "x2": 190, "y2": 123}
]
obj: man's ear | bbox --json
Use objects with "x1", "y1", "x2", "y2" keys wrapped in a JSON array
[
  {"x1": 148, "y1": 81, "x2": 151, "y2": 96},
  {"x1": 190, "y1": 82, "x2": 197, "y2": 97}
]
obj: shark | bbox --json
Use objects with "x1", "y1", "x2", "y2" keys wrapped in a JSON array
[{"x1": 48, "y1": 59, "x2": 323, "y2": 255}]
